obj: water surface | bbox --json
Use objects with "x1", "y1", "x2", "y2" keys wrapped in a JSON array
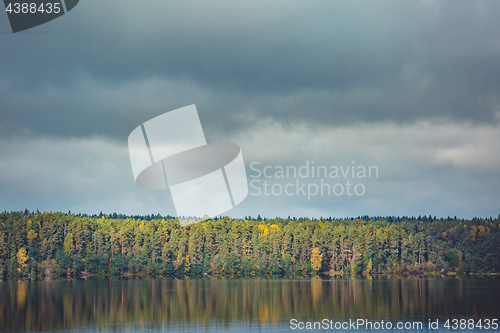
[{"x1": 1, "y1": 277, "x2": 499, "y2": 332}]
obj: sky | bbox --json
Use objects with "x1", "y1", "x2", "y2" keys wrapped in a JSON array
[{"x1": 0, "y1": 0, "x2": 499, "y2": 219}]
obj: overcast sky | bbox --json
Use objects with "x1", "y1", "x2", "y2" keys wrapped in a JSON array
[{"x1": 1, "y1": 0, "x2": 499, "y2": 219}]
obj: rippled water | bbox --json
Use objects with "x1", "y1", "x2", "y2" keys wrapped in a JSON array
[{"x1": 1, "y1": 277, "x2": 499, "y2": 332}]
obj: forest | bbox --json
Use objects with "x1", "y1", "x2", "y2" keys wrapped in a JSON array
[{"x1": 0, "y1": 211, "x2": 499, "y2": 279}]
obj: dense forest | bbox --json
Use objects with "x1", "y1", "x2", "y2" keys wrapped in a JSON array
[{"x1": 0, "y1": 211, "x2": 499, "y2": 279}]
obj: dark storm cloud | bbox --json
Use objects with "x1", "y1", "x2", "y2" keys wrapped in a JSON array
[{"x1": 1, "y1": 0, "x2": 500, "y2": 140}]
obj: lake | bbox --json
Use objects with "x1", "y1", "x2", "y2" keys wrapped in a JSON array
[{"x1": 1, "y1": 277, "x2": 499, "y2": 332}]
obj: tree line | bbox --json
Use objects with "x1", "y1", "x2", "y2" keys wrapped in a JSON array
[{"x1": 0, "y1": 211, "x2": 499, "y2": 279}]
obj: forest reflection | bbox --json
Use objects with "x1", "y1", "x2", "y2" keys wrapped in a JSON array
[{"x1": 1, "y1": 277, "x2": 499, "y2": 332}]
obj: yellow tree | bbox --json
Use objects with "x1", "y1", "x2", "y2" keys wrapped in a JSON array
[
  {"x1": 64, "y1": 233, "x2": 75, "y2": 257},
  {"x1": 173, "y1": 251, "x2": 184, "y2": 271},
  {"x1": 184, "y1": 254, "x2": 191, "y2": 276},
  {"x1": 365, "y1": 259, "x2": 373, "y2": 274},
  {"x1": 16, "y1": 247, "x2": 29, "y2": 270},
  {"x1": 258, "y1": 224, "x2": 268, "y2": 236},
  {"x1": 310, "y1": 247, "x2": 323, "y2": 271},
  {"x1": 27, "y1": 230, "x2": 37, "y2": 245}
]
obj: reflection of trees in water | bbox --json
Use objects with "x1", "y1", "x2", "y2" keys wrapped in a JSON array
[
  {"x1": 0, "y1": 278, "x2": 499, "y2": 331},
  {"x1": 16, "y1": 281, "x2": 27, "y2": 308}
]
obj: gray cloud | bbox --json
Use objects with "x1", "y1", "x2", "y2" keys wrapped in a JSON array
[
  {"x1": 0, "y1": 0, "x2": 499, "y2": 217},
  {"x1": 0, "y1": 121, "x2": 498, "y2": 218},
  {"x1": 0, "y1": 135, "x2": 175, "y2": 215}
]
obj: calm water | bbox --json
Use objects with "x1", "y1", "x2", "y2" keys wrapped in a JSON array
[{"x1": 1, "y1": 277, "x2": 499, "y2": 332}]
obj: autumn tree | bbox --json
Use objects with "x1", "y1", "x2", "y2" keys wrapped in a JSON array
[
  {"x1": 64, "y1": 233, "x2": 75, "y2": 257},
  {"x1": 310, "y1": 247, "x2": 322, "y2": 272}
]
